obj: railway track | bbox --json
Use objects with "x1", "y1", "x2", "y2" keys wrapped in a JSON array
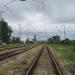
[
  {"x1": 24, "y1": 46, "x2": 66, "y2": 75},
  {"x1": 0, "y1": 44, "x2": 40, "y2": 54},
  {"x1": 0, "y1": 44, "x2": 36, "y2": 51},
  {"x1": 0, "y1": 45, "x2": 40, "y2": 61},
  {"x1": 0, "y1": 44, "x2": 26, "y2": 51}
]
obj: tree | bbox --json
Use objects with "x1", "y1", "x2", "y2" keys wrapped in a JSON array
[
  {"x1": 52, "y1": 36, "x2": 60, "y2": 42},
  {"x1": 48, "y1": 35, "x2": 60, "y2": 44},
  {"x1": 0, "y1": 19, "x2": 12, "y2": 43},
  {"x1": 12, "y1": 37, "x2": 20, "y2": 43},
  {"x1": 16, "y1": 37, "x2": 20, "y2": 43},
  {"x1": 61, "y1": 38, "x2": 71, "y2": 45}
]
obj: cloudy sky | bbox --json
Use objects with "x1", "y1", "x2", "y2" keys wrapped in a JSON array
[{"x1": 0, "y1": 0, "x2": 75, "y2": 41}]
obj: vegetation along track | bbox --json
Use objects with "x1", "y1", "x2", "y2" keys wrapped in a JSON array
[
  {"x1": 0, "y1": 44, "x2": 36, "y2": 51},
  {"x1": 24, "y1": 45, "x2": 66, "y2": 75},
  {"x1": 0, "y1": 44, "x2": 26, "y2": 51},
  {"x1": 0, "y1": 45, "x2": 40, "y2": 61}
]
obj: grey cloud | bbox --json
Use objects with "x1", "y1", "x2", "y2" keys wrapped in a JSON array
[
  {"x1": 0, "y1": 0, "x2": 75, "y2": 40},
  {"x1": 1, "y1": 0, "x2": 75, "y2": 23},
  {"x1": 45, "y1": 0, "x2": 75, "y2": 23}
]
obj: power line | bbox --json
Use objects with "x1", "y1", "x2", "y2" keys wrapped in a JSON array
[
  {"x1": 0, "y1": 1, "x2": 18, "y2": 19},
  {"x1": 4, "y1": 6, "x2": 18, "y2": 18},
  {"x1": 31, "y1": 0, "x2": 47, "y2": 40},
  {"x1": 4, "y1": 0, "x2": 17, "y2": 6},
  {"x1": 42, "y1": 0, "x2": 47, "y2": 40}
]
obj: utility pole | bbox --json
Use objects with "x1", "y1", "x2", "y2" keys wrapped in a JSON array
[
  {"x1": 0, "y1": 0, "x2": 47, "y2": 42},
  {"x1": 64, "y1": 24, "x2": 66, "y2": 40},
  {"x1": 42, "y1": 1, "x2": 46, "y2": 40},
  {"x1": 0, "y1": 10, "x2": 4, "y2": 20},
  {"x1": 19, "y1": 24, "x2": 21, "y2": 40},
  {"x1": 32, "y1": 0, "x2": 47, "y2": 41},
  {"x1": 20, "y1": 0, "x2": 47, "y2": 41},
  {"x1": 69, "y1": 25, "x2": 71, "y2": 40},
  {"x1": 33, "y1": 34, "x2": 37, "y2": 42},
  {"x1": 56, "y1": 25, "x2": 58, "y2": 36}
]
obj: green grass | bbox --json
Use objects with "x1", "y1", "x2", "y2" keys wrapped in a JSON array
[{"x1": 50, "y1": 44, "x2": 75, "y2": 62}]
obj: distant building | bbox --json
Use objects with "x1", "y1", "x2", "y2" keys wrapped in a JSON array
[
  {"x1": 32, "y1": 34, "x2": 37, "y2": 43},
  {"x1": 26, "y1": 37, "x2": 29, "y2": 43}
]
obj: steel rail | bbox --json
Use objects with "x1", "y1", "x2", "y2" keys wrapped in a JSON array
[
  {"x1": 0, "y1": 44, "x2": 40, "y2": 55},
  {"x1": 24, "y1": 46, "x2": 65, "y2": 75},
  {"x1": 0, "y1": 48, "x2": 30, "y2": 61},
  {"x1": 47, "y1": 47, "x2": 65, "y2": 75},
  {"x1": 0, "y1": 45, "x2": 39, "y2": 61},
  {"x1": 0, "y1": 44, "x2": 28, "y2": 51},
  {"x1": 25, "y1": 46, "x2": 44, "y2": 75},
  {"x1": 0, "y1": 44, "x2": 40, "y2": 51}
]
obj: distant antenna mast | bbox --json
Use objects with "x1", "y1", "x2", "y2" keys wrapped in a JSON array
[
  {"x1": 42, "y1": 1, "x2": 47, "y2": 40},
  {"x1": 19, "y1": 24, "x2": 21, "y2": 40},
  {"x1": 0, "y1": 11, "x2": 4, "y2": 20},
  {"x1": 56, "y1": 25, "x2": 58, "y2": 36},
  {"x1": 64, "y1": 24, "x2": 66, "y2": 39},
  {"x1": 69, "y1": 25, "x2": 71, "y2": 40}
]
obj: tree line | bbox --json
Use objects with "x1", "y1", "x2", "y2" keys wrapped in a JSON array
[
  {"x1": 0, "y1": 19, "x2": 75, "y2": 45},
  {"x1": 0, "y1": 19, "x2": 22, "y2": 44},
  {"x1": 47, "y1": 35, "x2": 75, "y2": 45},
  {"x1": 0, "y1": 19, "x2": 12, "y2": 44}
]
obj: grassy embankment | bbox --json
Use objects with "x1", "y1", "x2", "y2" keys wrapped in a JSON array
[{"x1": 50, "y1": 44, "x2": 75, "y2": 62}]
